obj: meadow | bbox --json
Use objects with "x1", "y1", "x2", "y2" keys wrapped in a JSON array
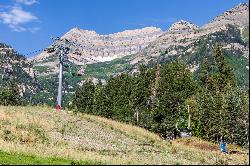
[{"x1": 0, "y1": 106, "x2": 248, "y2": 165}]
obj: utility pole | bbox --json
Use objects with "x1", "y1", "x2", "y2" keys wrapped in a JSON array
[{"x1": 188, "y1": 105, "x2": 191, "y2": 129}]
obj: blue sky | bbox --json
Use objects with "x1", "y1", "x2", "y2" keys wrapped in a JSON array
[{"x1": 0, "y1": 0, "x2": 248, "y2": 57}]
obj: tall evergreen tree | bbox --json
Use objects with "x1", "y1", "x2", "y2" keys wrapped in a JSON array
[
  {"x1": 212, "y1": 44, "x2": 236, "y2": 92},
  {"x1": 94, "y1": 76, "x2": 120, "y2": 119},
  {"x1": 195, "y1": 44, "x2": 248, "y2": 145},
  {"x1": 222, "y1": 87, "x2": 248, "y2": 145},
  {"x1": 154, "y1": 61, "x2": 197, "y2": 139},
  {"x1": 0, "y1": 81, "x2": 21, "y2": 106},
  {"x1": 199, "y1": 58, "x2": 210, "y2": 88},
  {"x1": 93, "y1": 79, "x2": 105, "y2": 116},
  {"x1": 131, "y1": 65, "x2": 154, "y2": 127},
  {"x1": 112, "y1": 73, "x2": 133, "y2": 122},
  {"x1": 72, "y1": 80, "x2": 95, "y2": 113}
]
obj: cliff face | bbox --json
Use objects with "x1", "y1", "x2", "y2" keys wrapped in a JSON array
[
  {"x1": 32, "y1": 27, "x2": 163, "y2": 65},
  {"x1": 129, "y1": 3, "x2": 249, "y2": 68},
  {"x1": 205, "y1": 3, "x2": 249, "y2": 28}
]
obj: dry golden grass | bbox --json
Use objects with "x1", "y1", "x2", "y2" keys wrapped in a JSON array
[{"x1": 0, "y1": 106, "x2": 249, "y2": 165}]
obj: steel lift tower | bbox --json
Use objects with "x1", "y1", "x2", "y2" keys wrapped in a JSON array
[
  {"x1": 45, "y1": 37, "x2": 99, "y2": 112},
  {"x1": 46, "y1": 37, "x2": 70, "y2": 111}
]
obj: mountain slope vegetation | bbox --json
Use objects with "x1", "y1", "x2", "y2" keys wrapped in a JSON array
[{"x1": 0, "y1": 43, "x2": 38, "y2": 105}]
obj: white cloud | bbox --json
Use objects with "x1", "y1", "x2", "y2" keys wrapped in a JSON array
[
  {"x1": 0, "y1": 6, "x2": 38, "y2": 32},
  {"x1": 28, "y1": 27, "x2": 40, "y2": 33},
  {"x1": 0, "y1": 7, "x2": 37, "y2": 25},
  {"x1": 9, "y1": 24, "x2": 26, "y2": 32},
  {"x1": 16, "y1": 0, "x2": 38, "y2": 6}
]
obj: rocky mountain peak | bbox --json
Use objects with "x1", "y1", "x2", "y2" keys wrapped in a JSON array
[
  {"x1": 233, "y1": 3, "x2": 249, "y2": 11},
  {"x1": 168, "y1": 20, "x2": 199, "y2": 32},
  {"x1": 207, "y1": 3, "x2": 249, "y2": 28},
  {"x1": 63, "y1": 28, "x2": 98, "y2": 39},
  {"x1": 31, "y1": 3, "x2": 249, "y2": 78}
]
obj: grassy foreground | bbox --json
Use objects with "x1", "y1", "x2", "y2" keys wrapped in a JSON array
[
  {"x1": 0, "y1": 106, "x2": 248, "y2": 165},
  {"x1": 0, "y1": 150, "x2": 101, "y2": 165}
]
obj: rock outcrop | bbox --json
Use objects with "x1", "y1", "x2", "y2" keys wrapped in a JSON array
[{"x1": 169, "y1": 20, "x2": 199, "y2": 32}]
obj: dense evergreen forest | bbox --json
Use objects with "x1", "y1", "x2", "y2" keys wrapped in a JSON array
[{"x1": 71, "y1": 45, "x2": 249, "y2": 146}]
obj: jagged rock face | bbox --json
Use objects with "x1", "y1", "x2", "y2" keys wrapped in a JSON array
[
  {"x1": 130, "y1": 3, "x2": 249, "y2": 67},
  {"x1": 33, "y1": 27, "x2": 163, "y2": 65},
  {"x1": 169, "y1": 20, "x2": 199, "y2": 32},
  {"x1": 205, "y1": 3, "x2": 249, "y2": 28}
]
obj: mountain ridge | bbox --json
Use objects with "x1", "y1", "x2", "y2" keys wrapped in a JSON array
[
  {"x1": 32, "y1": 3, "x2": 249, "y2": 67},
  {"x1": 32, "y1": 26, "x2": 163, "y2": 66},
  {"x1": 128, "y1": 3, "x2": 249, "y2": 71}
]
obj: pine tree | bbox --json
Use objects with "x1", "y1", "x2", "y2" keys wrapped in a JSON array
[
  {"x1": 131, "y1": 65, "x2": 154, "y2": 127},
  {"x1": 196, "y1": 89, "x2": 223, "y2": 142},
  {"x1": 93, "y1": 79, "x2": 104, "y2": 116},
  {"x1": 212, "y1": 44, "x2": 236, "y2": 92},
  {"x1": 222, "y1": 87, "x2": 248, "y2": 145},
  {"x1": 93, "y1": 76, "x2": 119, "y2": 119},
  {"x1": 154, "y1": 61, "x2": 197, "y2": 139},
  {"x1": 72, "y1": 80, "x2": 95, "y2": 113},
  {"x1": 199, "y1": 58, "x2": 210, "y2": 88},
  {"x1": 0, "y1": 81, "x2": 21, "y2": 106},
  {"x1": 112, "y1": 73, "x2": 133, "y2": 122},
  {"x1": 195, "y1": 44, "x2": 247, "y2": 145}
]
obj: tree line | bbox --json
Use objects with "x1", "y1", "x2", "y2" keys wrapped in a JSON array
[{"x1": 71, "y1": 44, "x2": 249, "y2": 146}]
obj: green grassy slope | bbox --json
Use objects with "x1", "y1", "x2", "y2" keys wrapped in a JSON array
[
  {"x1": 0, "y1": 150, "x2": 101, "y2": 165},
  {"x1": 84, "y1": 55, "x2": 133, "y2": 79},
  {"x1": 0, "y1": 106, "x2": 248, "y2": 165}
]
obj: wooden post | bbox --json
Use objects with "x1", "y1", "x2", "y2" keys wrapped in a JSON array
[
  {"x1": 136, "y1": 108, "x2": 139, "y2": 125},
  {"x1": 188, "y1": 105, "x2": 191, "y2": 129}
]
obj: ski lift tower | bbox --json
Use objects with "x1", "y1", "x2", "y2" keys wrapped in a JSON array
[
  {"x1": 45, "y1": 37, "x2": 100, "y2": 112},
  {"x1": 46, "y1": 37, "x2": 70, "y2": 112}
]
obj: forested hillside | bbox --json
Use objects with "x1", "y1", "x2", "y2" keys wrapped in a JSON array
[
  {"x1": 0, "y1": 43, "x2": 38, "y2": 105},
  {"x1": 72, "y1": 45, "x2": 249, "y2": 146}
]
